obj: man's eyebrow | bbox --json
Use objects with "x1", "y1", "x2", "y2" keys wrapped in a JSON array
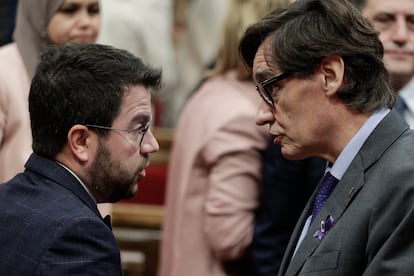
[
  {"x1": 254, "y1": 70, "x2": 274, "y2": 82},
  {"x1": 131, "y1": 113, "x2": 152, "y2": 126}
]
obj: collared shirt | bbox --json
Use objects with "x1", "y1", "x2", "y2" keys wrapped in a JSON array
[
  {"x1": 292, "y1": 108, "x2": 390, "y2": 257},
  {"x1": 56, "y1": 161, "x2": 97, "y2": 204},
  {"x1": 399, "y1": 78, "x2": 414, "y2": 128}
]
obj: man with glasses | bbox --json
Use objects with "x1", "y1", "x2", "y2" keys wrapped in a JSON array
[
  {"x1": 0, "y1": 43, "x2": 161, "y2": 274},
  {"x1": 240, "y1": 0, "x2": 414, "y2": 275}
]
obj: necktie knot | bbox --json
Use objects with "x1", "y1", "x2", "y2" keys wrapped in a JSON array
[{"x1": 310, "y1": 172, "x2": 338, "y2": 224}]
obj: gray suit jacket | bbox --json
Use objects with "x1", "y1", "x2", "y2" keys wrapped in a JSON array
[{"x1": 279, "y1": 110, "x2": 414, "y2": 276}]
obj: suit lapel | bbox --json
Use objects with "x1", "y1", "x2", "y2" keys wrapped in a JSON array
[
  {"x1": 281, "y1": 110, "x2": 409, "y2": 275},
  {"x1": 278, "y1": 196, "x2": 313, "y2": 276},
  {"x1": 284, "y1": 160, "x2": 365, "y2": 276}
]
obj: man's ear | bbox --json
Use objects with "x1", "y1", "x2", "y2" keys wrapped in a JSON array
[
  {"x1": 67, "y1": 124, "x2": 94, "y2": 163},
  {"x1": 320, "y1": 55, "x2": 345, "y2": 96}
]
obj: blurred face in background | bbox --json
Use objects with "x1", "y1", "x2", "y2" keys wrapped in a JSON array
[
  {"x1": 362, "y1": 0, "x2": 414, "y2": 88},
  {"x1": 47, "y1": 0, "x2": 100, "y2": 45}
]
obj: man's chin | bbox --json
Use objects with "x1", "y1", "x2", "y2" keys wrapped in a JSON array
[
  {"x1": 280, "y1": 145, "x2": 309, "y2": 161},
  {"x1": 280, "y1": 146, "x2": 296, "y2": 160},
  {"x1": 105, "y1": 181, "x2": 139, "y2": 203},
  {"x1": 122, "y1": 182, "x2": 139, "y2": 200}
]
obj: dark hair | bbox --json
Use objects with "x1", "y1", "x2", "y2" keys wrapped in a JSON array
[
  {"x1": 29, "y1": 43, "x2": 162, "y2": 158},
  {"x1": 348, "y1": 0, "x2": 367, "y2": 10},
  {"x1": 239, "y1": 0, "x2": 395, "y2": 112}
]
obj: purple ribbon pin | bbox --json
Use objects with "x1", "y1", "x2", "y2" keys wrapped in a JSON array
[{"x1": 314, "y1": 215, "x2": 334, "y2": 239}]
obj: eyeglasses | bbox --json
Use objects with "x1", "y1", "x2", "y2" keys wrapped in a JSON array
[
  {"x1": 85, "y1": 123, "x2": 150, "y2": 147},
  {"x1": 256, "y1": 71, "x2": 292, "y2": 106}
]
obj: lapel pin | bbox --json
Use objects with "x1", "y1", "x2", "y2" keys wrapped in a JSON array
[{"x1": 314, "y1": 214, "x2": 334, "y2": 239}]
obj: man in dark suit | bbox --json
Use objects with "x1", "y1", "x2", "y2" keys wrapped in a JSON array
[
  {"x1": 0, "y1": 43, "x2": 162, "y2": 274},
  {"x1": 239, "y1": 0, "x2": 414, "y2": 275}
]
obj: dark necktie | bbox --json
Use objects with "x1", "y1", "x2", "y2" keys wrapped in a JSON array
[{"x1": 310, "y1": 172, "x2": 338, "y2": 224}]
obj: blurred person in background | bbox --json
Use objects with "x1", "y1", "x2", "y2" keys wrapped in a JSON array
[
  {"x1": 97, "y1": 0, "x2": 177, "y2": 126},
  {"x1": 159, "y1": 0, "x2": 292, "y2": 275},
  {"x1": 351, "y1": 0, "x2": 414, "y2": 127},
  {"x1": 166, "y1": 0, "x2": 230, "y2": 126}
]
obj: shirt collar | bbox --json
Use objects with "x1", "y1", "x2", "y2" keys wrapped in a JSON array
[
  {"x1": 329, "y1": 108, "x2": 390, "y2": 180},
  {"x1": 55, "y1": 162, "x2": 97, "y2": 204}
]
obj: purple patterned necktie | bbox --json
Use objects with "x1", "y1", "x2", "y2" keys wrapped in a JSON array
[{"x1": 310, "y1": 172, "x2": 338, "y2": 225}]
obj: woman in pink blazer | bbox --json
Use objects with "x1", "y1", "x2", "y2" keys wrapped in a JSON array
[
  {"x1": 159, "y1": 0, "x2": 292, "y2": 275},
  {"x1": 0, "y1": 0, "x2": 100, "y2": 183}
]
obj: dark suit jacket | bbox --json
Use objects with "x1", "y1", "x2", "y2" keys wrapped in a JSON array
[
  {"x1": 0, "y1": 153, "x2": 123, "y2": 275},
  {"x1": 278, "y1": 110, "x2": 414, "y2": 275},
  {"x1": 250, "y1": 139, "x2": 326, "y2": 275}
]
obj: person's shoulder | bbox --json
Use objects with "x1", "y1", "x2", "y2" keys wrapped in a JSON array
[
  {"x1": 191, "y1": 73, "x2": 256, "y2": 107},
  {"x1": 365, "y1": 126, "x2": 414, "y2": 185},
  {"x1": 0, "y1": 179, "x2": 105, "y2": 245},
  {"x1": 178, "y1": 74, "x2": 261, "y2": 134},
  {"x1": 0, "y1": 43, "x2": 26, "y2": 80},
  {"x1": 0, "y1": 173, "x2": 116, "y2": 274},
  {"x1": 1, "y1": 172, "x2": 98, "y2": 222},
  {"x1": 0, "y1": 43, "x2": 20, "y2": 60}
]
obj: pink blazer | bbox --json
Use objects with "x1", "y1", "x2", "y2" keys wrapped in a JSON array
[
  {"x1": 159, "y1": 71, "x2": 268, "y2": 276},
  {"x1": 0, "y1": 43, "x2": 32, "y2": 183}
]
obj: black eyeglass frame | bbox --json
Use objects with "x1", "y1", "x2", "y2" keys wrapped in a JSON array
[
  {"x1": 256, "y1": 71, "x2": 292, "y2": 106},
  {"x1": 85, "y1": 124, "x2": 150, "y2": 147}
]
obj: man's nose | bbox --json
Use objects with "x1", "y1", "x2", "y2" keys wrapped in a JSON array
[{"x1": 256, "y1": 101, "x2": 275, "y2": 126}]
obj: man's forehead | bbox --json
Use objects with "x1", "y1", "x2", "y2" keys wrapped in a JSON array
[{"x1": 253, "y1": 39, "x2": 280, "y2": 80}]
